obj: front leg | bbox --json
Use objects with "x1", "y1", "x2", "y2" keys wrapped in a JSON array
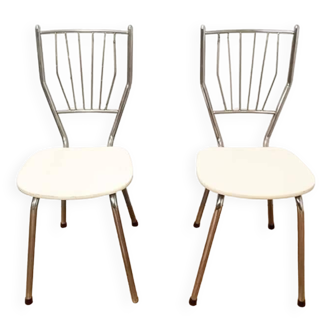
[
  {"x1": 190, "y1": 194, "x2": 224, "y2": 305},
  {"x1": 24, "y1": 198, "x2": 40, "y2": 307},
  {"x1": 110, "y1": 194, "x2": 138, "y2": 303},
  {"x1": 295, "y1": 196, "x2": 307, "y2": 309}
]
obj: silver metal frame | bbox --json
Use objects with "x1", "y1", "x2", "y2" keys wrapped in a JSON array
[
  {"x1": 191, "y1": 25, "x2": 306, "y2": 307},
  {"x1": 200, "y1": 25, "x2": 299, "y2": 148},
  {"x1": 24, "y1": 25, "x2": 139, "y2": 305},
  {"x1": 35, "y1": 25, "x2": 133, "y2": 147}
]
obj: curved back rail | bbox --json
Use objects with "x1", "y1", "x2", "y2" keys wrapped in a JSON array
[
  {"x1": 35, "y1": 25, "x2": 133, "y2": 147},
  {"x1": 200, "y1": 25, "x2": 299, "y2": 147}
]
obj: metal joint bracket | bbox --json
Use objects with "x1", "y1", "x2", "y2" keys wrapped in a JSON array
[
  {"x1": 216, "y1": 194, "x2": 224, "y2": 210},
  {"x1": 295, "y1": 196, "x2": 304, "y2": 211},
  {"x1": 31, "y1": 197, "x2": 40, "y2": 211},
  {"x1": 109, "y1": 194, "x2": 118, "y2": 209}
]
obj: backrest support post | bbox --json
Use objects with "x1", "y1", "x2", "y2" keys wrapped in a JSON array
[
  {"x1": 35, "y1": 25, "x2": 69, "y2": 147},
  {"x1": 200, "y1": 25, "x2": 223, "y2": 147},
  {"x1": 108, "y1": 25, "x2": 133, "y2": 146}
]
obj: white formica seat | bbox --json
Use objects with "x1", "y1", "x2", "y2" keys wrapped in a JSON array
[
  {"x1": 17, "y1": 147, "x2": 133, "y2": 200},
  {"x1": 197, "y1": 147, "x2": 315, "y2": 200}
]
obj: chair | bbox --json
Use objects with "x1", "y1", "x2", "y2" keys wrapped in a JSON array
[
  {"x1": 189, "y1": 25, "x2": 315, "y2": 307},
  {"x1": 17, "y1": 25, "x2": 139, "y2": 305}
]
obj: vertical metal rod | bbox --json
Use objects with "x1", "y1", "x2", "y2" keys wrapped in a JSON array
[
  {"x1": 199, "y1": 23, "x2": 225, "y2": 146},
  {"x1": 55, "y1": 33, "x2": 71, "y2": 110},
  {"x1": 91, "y1": 33, "x2": 94, "y2": 109},
  {"x1": 108, "y1": 26, "x2": 133, "y2": 146},
  {"x1": 78, "y1": 33, "x2": 85, "y2": 109},
  {"x1": 227, "y1": 33, "x2": 233, "y2": 110},
  {"x1": 99, "y1": 33, "x2": 106, "y2": 109},
  {"x1": 287, "y1": 25, "x2": 300, "y2": 85},
  {"x1": 239, "y1": 33, "x2": 242, "y2": 110},
  {"x1": 296, "y1": 196, "x2": 305, "y2": 307},
  {"x1": 110, "y1": 194, "x2": 139, "y2": 303},
  {"x1": 247, "y1": 33, "x2": 256, "y2": 110},
  {"x1": 105, "y1": 34, "x2": 117, "y2": 110},
  {"x1": 65, "y1": 33, "x2": 77, "y2": 109},
  {"x1": 255, "y1": 33, "x2": 269, "y2": 110},
  {"x1": 216, "y1": 34, "x2": 227, "y2": 110},
  {"x1": 25, "y1": 197, "x2": 40, "y2": 305},
  {"x1": 262, "y1": 33, "x2": 279, "y2": 110},
  {"x1": 36, "y1": 26, "x2": 69, "y2": 147}
]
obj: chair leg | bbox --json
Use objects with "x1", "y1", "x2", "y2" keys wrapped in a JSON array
[
  {"x1": 189, "y1": 194, "x2": 224, "y2": 306},
  {"x1": 109, "y1": 194, "x2": 138, "y2": 303},
  {"x1": 122, "y1": 188, "x2": 138, "y2": 227},
  {"x1": 61, "y1": 200, "x2": 67, "y2": 228},
  {"x1": 295, "y1": 196, "x2": 305, "y2": 307},
  {"x1": 268, "y1": 199, "x2": 275, "y2": 230},
  {"x1": 25, "y1": 197, "x2": 40, "y2": 305},
  {"x1": 194, "y1": 189, "x2": 210, "y2": 228}
]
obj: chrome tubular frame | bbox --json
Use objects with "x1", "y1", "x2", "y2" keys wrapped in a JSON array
[
  {"x1": 35, "y1": 25, "x2": 133, "y2": 147},
  {"x1": 192, "y1": 25, "x2": 305, "y2": 307},
  {"x1": 200, "y1": 25, "x2": 299, "y2": 148},
  {"x1": 25, "y1": 25, "x2": 138, "y2": 305}
]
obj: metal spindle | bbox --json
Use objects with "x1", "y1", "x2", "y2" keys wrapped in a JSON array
[
  {"x1": 55, "y1": 33, "x2": 71, "y2": 110},
  {"x1": 247, "y1": 33, "x2": 256, "y2": 110},
  {"x1": 255, "y1": 33, "x2": 269, "y2": 110},
  {"x1": 227, "y1": 33, "x2": 233, "y2": 110},
  {"x1": 105, "y1": 34, "x2": 117, "y2": 110},
  {"x1": 262, "y1": 34, "x2": 280, "y2": 110},
  {"x1": 216, "y1": 34, "x2": 227, "y2": 110},
  {"x1": 65, "y1": 33, "x2": 77, "y2": 110},
  {"x1": 239, "y1": 33, "x2": 242, "y2": 110},
  {"x1": 91, "y1": 33, "x2": 94, "y2": 109},
  {"x1": 287, "y1": 25, "x2": 300, "y2": 86},
  {"x1": 99, "y1": 33, "x2": 106, "y2": 109},
  {"x1": 78, "y1": 33, "x2": 85, "y2": 109}
]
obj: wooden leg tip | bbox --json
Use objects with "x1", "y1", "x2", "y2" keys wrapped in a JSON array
[
  {"x1": 297, "y1": 300, "x2": 305, "y2": 307},
  {"x1": 132, "y1": 221, "x2": 138, "y2": 227},
  {"x1": 132, "y1": 297, "x2": 139, "y2": 303},
  {"x1": 193, "y1": 223, "x2": 200, "y2": 228},
  {"x1": 25, "y1": 298, "x2": 33, "y2": 305},
  {"x1": 61, "y1": 223, "x2": 67, "y2": 228},
  {"x1": 267, "y1": 223, "x2": 276, "y2": 231},
  {"x1": 189, "y1": 297, "x2": 197, "y2": 306}
]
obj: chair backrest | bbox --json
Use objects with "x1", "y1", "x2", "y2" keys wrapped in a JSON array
[
  {"x1": 200, "y1": 25, "x2": 299, "y2": 147},
  {"x1": 35, "y1": 25, "x2": 133, "y2": 147}
]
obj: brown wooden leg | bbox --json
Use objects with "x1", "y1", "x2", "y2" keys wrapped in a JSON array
[
  {"x1": 194, "y1": 189, "x2": 210, "y2": 228},
  {"x1": 61, "y1": 200, "x2": 67, "y2": 228},
  {"x1": 268, "y1": 199, "x2": 274, "y2": 230},
  {"x1": 25, "y1": 197, "x2": 40, "y2": 305},
  {"x1": 110, "y1": 194, "x2": 138, "y2": 303},
  {"x1": 122, "y1": 188, "x2": 138, "y2": 227},
  {"x1": 295, "y1": 196, "x2": 305, "y2": 307},
  {"x1": 190, "y1": 194, "x2": 224, "y2": 306}
]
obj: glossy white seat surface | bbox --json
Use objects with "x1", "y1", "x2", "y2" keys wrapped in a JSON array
[
  {"x1": 17, "y1": 147, "x2": 133, "y2": 200},
  {"x1": 197, "y1": 147, "x2": 315, "y2": 200}
]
